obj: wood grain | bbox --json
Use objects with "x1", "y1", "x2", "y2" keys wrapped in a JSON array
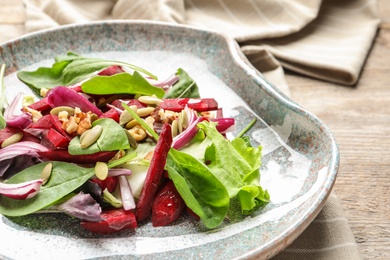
[{"x1": 286, "y1": 3, "x2": 390, "y2": 258}]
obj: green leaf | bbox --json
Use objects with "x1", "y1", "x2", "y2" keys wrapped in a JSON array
[
  {"x1": 0, "y1": 161, "x2": 95, "y2": 216},
  {"x1": 68, "y1": 118, "x2": 130, "y2": 155},
  {"x1": 17, "y1": 52, "x2": 158, "y2": 92},
  {"x1": 81, "y1": 72, "x2": 165, "y2": 98},
  {"x1": 163, "y1": 68, "x2": 200, "y2": 98},
  {"x1": 17, "y1": 60, "x2": 72, "y2": 92},
  {"x1": 188, "y1": 121, "x2": 268, "y2": 214},
  {"x1": 166, "y1": 149, "x2": 229, "y2": 229}
]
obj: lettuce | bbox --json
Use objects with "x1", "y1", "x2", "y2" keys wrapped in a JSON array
[{"x1": 182, "y1": 121, "x2": 269, "y2": 214}]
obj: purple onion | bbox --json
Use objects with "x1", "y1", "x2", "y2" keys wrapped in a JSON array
[
  {"x1": 4, "y1": 93, "x2": 32, "y2": 129},
  {"x1": 0, "y1": 178, "x2": 43, "y2": 200},
  {"x1": 47, "y1": 86, "x2": 102, "y2": 116}
]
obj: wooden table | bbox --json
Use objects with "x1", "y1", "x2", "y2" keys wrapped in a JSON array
[
  {"x1": 0, "y1": 1, "x2": 389, "y2": 259},
  {"x1": 286, "y1": 2, "x2": 390, "y2": 258}
]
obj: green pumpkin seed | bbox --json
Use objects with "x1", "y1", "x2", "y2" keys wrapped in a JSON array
[
  {"x1": 1, "y1": 132, "x2": 23, "y2": 148},
  {"x1": 138, "y1": 95, "x2": 162, "y2": 105},
  {"x1": 41, "y1": 163, "x2": 53, "y2": 186},
  {"x1": 94, "y1": 162, "x2": 109, "y2": 180},
  {"x1": 80, "y1": 125, "x2": 103, "y2": 148},
  {"x1": 136, "y1": 107, "x2": 155, "y2": 117},
  {"x1": 50, "y1": 106, "x2": 75, "y2": 116},
  {"x1": 119, "y1": 105, "x2": 137, "y2": 125}
]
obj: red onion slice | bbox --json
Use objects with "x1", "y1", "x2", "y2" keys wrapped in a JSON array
[
  {"x1": 0, "y1": 141, "x2": 49, "y2": 161},
  {"x1": 0, "y1": 178, "x2": 43, "y2": 200},
  {"x1": 4, "y1": 93, "x2": 32, "y2": 129}
]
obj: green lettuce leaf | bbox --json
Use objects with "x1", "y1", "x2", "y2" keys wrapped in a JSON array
[
  {"x1": 186, "y1": 121, "x2": 269, "y2": 214},
  {"x1": 17, "y1": 52, "x2": 157, "y2": 93},
  {"x1": 0, "y1": 162, "x2": 95, "y2": 216},
  {"x1": 68, "y1": 118, "x2": 130, "y2": 155},
  {"x1": 166, "y1": 148, "x2": 230, "y2": 229},
  {"x1": 81, "y1": 71, "x2": 165, "y2": 98}
]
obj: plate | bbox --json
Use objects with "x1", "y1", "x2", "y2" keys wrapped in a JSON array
[{"x1": 0, "y1": 21, "x2": 339, "y2": 260}]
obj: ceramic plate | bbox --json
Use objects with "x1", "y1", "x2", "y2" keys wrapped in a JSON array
[{"x1": 0, "y1": 21, "x2": 339, "y2": 260}]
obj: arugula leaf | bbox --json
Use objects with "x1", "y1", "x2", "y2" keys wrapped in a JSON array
[
  {"x1": 0, "y1": 162, "x2": 95, "y2": 216},
  {"x1": 81, "y1": 71, "x2": 165, "y2": 98},
  {"x1": 186, "y1": 121, "x2": 269, "y2": 214},
  {"x1": 17, "y1": 52, "x2": 158, "y2": 92},
  {"x1": 164, "y1": 68, "x2": 200, "y2": 99},
  {"x1": 68, "y1": 118, "x2": 130, "y2": 155},
  {"x1": 166, "y1": 148, "x2": 229, "y2": 229}
]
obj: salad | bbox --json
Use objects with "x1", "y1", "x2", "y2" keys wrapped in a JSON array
[{"x1": 0, "y1": 52, "x2": 269, "y2": 234}]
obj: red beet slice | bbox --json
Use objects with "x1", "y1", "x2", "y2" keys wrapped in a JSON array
[
  {"x1": 159, "y1": 98, "x2": 218, "y2": 112},
  {"x1": 38, "y1": 150, "x2": 117, "y2": 164},
  {"x1": 99, "y1": 107, "x2": 119, "y2": 122},
  {"x1": 135, "y1": 123, "x2": 172, "y2": 222},
  {"x1": 41, "y1": 128, "x2": 70, "y2": 149},
  {"x1": 80, "y1": 208, "x2": 137, "y2": 234},
  {"x1": 27, "y1": 97, "x2": 51, "y2": 112},
  {"x1": 152, "y1": 180, "x2": 185, "y2": 227}
]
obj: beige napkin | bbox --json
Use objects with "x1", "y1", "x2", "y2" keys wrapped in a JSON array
[{"x1": 2, "y1": 0, "x2": 381, "y2": 259}]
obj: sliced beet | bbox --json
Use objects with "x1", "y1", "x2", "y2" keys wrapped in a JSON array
[
  {"x1": 159, "y1": 98, "x2": 218, "y2": 112},
  {"x1": 90, "y1": 176, "x2": 118, "y2": 193},
  {"x1": 27, "y1": 97, "x2": 51, "y2": 112},
  {"x1": 29, "y1": 114, "x2": 73, "y2": 141},
  {"x1": 41, "y1": 128, "x2": 70, "y2": 149},
  {"x1": 80, "y1": 208, "x2": 137, "y2": 234},
  {"x1": 99, "y1": 108, "x2": 120, "y2": 123},
  {"x1": 110, "y1": 99, "x2": 146, "y2": 110},
  {"x1": 38, "y1": 150, "x2": 117, "y2": 164},
  {"x1": 152, "y1": 180, "x2": 185, "y2": 227},
  {"x1": 135, "y1": 123, "x2": 172, "y2": 222},
  {"x1": 29, "y1": 114, "x2": 55, "y2": 129}
]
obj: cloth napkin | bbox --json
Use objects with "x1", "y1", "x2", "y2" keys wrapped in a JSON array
[{"x1": 1, "y1": 0, "x2": 381, "y2": 259}]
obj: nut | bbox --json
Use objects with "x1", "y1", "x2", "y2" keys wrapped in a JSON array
[
  {"x1": 125, "y1": 129, "x2": 138, "y2": 148},
  {"x1": 77, "y1": 114, "x2": 92, "y2": 135},
  {"x1": 128, "y1": 125, "x2": 147, "y2": 141},
  {"x1": 65, "y1": 116, "x2": 78, "y2": 134},
  {"x1": 1, "y1": 132, "x2": 23, "y2": 148},
  {"x1": 80, "y1": 125, "x2": 103, "y2": 148}
]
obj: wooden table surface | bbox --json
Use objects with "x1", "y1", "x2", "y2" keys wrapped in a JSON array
[
  {"x1": 286, "y1": 2, "x2": 390, "y2": 258},
  {"x1": 0, "y1": 1, "x2": 389, "y2": 259}
]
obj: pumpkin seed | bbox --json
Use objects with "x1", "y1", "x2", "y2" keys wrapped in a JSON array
[
  {"x1": 80, "y1": 125, "x2": 103, "y2": 148},
  {"x1": 50, "y1": 106, "x2": 75, "y2": 116},
  {"x1": 41, "y1": 162, "x2": 53, "y2": 186},
  {"x1": 119, "y1": 105, "x2": 137, "y2": 125},
  {"x1": 136, "y1": 107, "x2": 155, "y2": 117},
  {"x1": 1, "y1": 132, "x2": 23, "y2": 148},
  {"x1": 138, "y1": 95, "x2": 162, "y2": 105},
  {"x1": 171, "y1": 119, "x2": 178, "y2": 137},
  {"x1": 125, "y1": 119, "x2": 140, "y2": 129},
  {"x1": 94, "y1": 162, "x2": 109, "y2": 180}
]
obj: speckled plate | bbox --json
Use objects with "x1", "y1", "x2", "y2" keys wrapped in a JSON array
[{"x1": 0, "y1": 21, "x2": 339, "y2": 260}]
